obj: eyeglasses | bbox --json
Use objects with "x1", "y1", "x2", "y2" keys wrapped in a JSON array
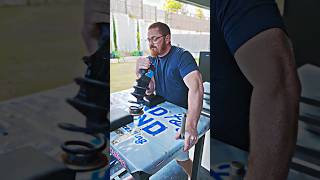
[{"x1": 146, "y1": 35, "x2": 166, "y2": 43}]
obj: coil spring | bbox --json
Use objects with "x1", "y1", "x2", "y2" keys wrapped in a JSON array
[
  {"x1": 59, "y1": 35, "x2": 109, "y2": 172},
  {"x1": 59, "y1": 76, "x2": 109, "y2": 172},
  {"x1": 58, "y1": 122, "x2": 107, "y2": 172}
]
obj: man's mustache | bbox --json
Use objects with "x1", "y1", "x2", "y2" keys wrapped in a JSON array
[{"x1": 150, "y1": 46, "x2": 156, "y2": 49}]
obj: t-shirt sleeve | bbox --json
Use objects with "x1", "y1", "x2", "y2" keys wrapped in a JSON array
[
  {"x1": 216, "y1": 0, "x2": 286, "y2": 54},
  {"x1": 178, "y1": 51, "x2": 199, "y2": 78}
]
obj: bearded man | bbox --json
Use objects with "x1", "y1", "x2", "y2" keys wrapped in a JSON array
[{"x1": 136, "y1": 22, "x2": 204, "y2": 179}]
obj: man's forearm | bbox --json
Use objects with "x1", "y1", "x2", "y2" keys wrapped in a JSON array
[
  {"x1": 182, "y1": 71, "x2": 204, "y2": 151},
  {"x1": 186, "y1": 88, "x2": 203, "y2": 129},
  {"x1": 246, "y1": 86, "x2": 300, "y2": 180}
]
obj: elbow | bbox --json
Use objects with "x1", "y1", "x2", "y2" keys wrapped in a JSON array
[
  {"x1": 282, "y1": 58, "x2": 301, "y2": 102},
  {"x1": 272, "y1": 71, "x2": 300, "y2": 103},
  {"x1": 198, "y1": 75, "x2": 204, "y2": 99},
  {"x1": 280, "y1": 67, "x2": 301, "y2": 102},
  {"x1": 189, "y1": 82, "x2": 204, "y2": 99},
  {"x1": 255, "y1": 53, "x2": 301, "y2": 101},
  {"x1": 198, "y1": 81, "x2": 204, "y2": 97},
  {"x1": 279, "y1": 40, "x2": 301, "y2": 100}
]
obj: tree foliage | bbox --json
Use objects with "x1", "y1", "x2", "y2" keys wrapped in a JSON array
[
  {"x1": 163, "y1": 0, "x2": 183, "y2": 13},
  {"x1": 195, "y1": 8, "x2": 204, "y2": 19},
  {"x1": 112, "y1": 15, "x2": 118, "y2": 51},
  {"x1": 136, "y1": 20, "x2": 141, "y2": 51}
]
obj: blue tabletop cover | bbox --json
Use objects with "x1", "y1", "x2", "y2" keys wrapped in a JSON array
[{"x1": 110, "y1": 88, "x2": 210, "y2": 175}]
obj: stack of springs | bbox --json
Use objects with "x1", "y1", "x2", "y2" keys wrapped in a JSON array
[
  {"x1": 129, "y1": 69, "x2": 151, "y2": 116},
  {"x1": 58, "y1": 40, "x2": 109, "y2": 172}
]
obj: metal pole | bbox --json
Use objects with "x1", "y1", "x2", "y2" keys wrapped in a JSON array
[{"x1": 191, "y1": 135, "x2": 205, "y2": 180}]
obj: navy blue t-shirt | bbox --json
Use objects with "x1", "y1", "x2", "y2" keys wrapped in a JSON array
[
  {"x1": 149, "y1": 46, "x2": 199, "y2": 108},
  {"x1": 212, "y1": 0, "x2": 286, "y2": 150}
]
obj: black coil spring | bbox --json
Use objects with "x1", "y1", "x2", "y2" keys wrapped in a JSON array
[{"x1": 59, "y1": 37, "x2": 109, "y2": 172}]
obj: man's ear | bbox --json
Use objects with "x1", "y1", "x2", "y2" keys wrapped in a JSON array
[{"x1": 165, "y1": 34, "x2": 171, "y2": 45}]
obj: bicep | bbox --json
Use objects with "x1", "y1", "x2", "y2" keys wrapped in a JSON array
[
  {"x1": 234, "y1": 28, "x2": 298, "y2": 90},
  {"x1": 183, "y1": 70, "x2": 203, "y2": 91}
]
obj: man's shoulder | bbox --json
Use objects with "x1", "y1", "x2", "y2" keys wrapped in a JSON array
[
  {"x1": 172, "y1": 46, "x2": 188, "y2": 55},
  {"x1": 171, "y1": 46, "x2": 193, "y2": 61}
]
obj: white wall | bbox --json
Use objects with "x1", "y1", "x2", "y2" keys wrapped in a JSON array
[{"x1": 111, "y1": 12, "x2": 210, "y2": 54}]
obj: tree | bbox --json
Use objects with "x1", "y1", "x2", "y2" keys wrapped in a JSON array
[
  {"x1": 112, "y1": 15, "x2": 118, "y2": 51},
  {"x1": 111, "y1": 15, "x2": 120, "y2": 58},
  {"x1": 163, "y1": 0, "x2": 183, "y2": 13},
  {"x1": 195, "y1": 8, "x2": 204, "y2": 19},
  {"x1": 163, "y1": 0, "x2": 183, "y2": 23},
  {"x1": 136, "y1": 20, "x2": 141, "y2": 52}
]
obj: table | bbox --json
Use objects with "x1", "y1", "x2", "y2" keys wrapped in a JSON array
[
  {"x1": 292, "y1": 64, "x2": 320, "y2": 178},
  {"x1": 110, "y1": 88, "x2": 210, "y2": 180}
]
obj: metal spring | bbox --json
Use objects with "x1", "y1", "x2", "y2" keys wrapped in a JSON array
[{"x1": 58, "y1": 122, "x2": 108, "y2": 172}]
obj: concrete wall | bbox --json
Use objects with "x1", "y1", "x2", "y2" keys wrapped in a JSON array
[
  {"x1": 110, "y1": 12, "x2": 210, "y2": 54},
  {"x1": 172, "y1": 34, "x2": 210, "y2": 54},
  {"x1": 111, "y1": 0, "x2": 210, "y2": 33}
]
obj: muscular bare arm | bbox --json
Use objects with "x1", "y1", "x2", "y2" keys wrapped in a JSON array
[
  {"x1": 234, "y1": 28, "x2": 301, "y2": 180},
  {"x1": 180, "y1": 70, "x2": 204, "y2": 151}
]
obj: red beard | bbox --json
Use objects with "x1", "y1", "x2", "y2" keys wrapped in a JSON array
[{"x1": 150, "y1": 47, "x2": 158, "y2": 57}]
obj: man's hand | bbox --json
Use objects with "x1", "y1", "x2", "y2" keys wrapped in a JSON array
[
  {"x1": 136, "y1": 57, "x2": 151, "y2": 77},
  {"x1": 175, "y1": 124, "x2": 198, "y2": 151},
  {"x1": 146, "y1": 77, "x2": 155, "y2": 95}
]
